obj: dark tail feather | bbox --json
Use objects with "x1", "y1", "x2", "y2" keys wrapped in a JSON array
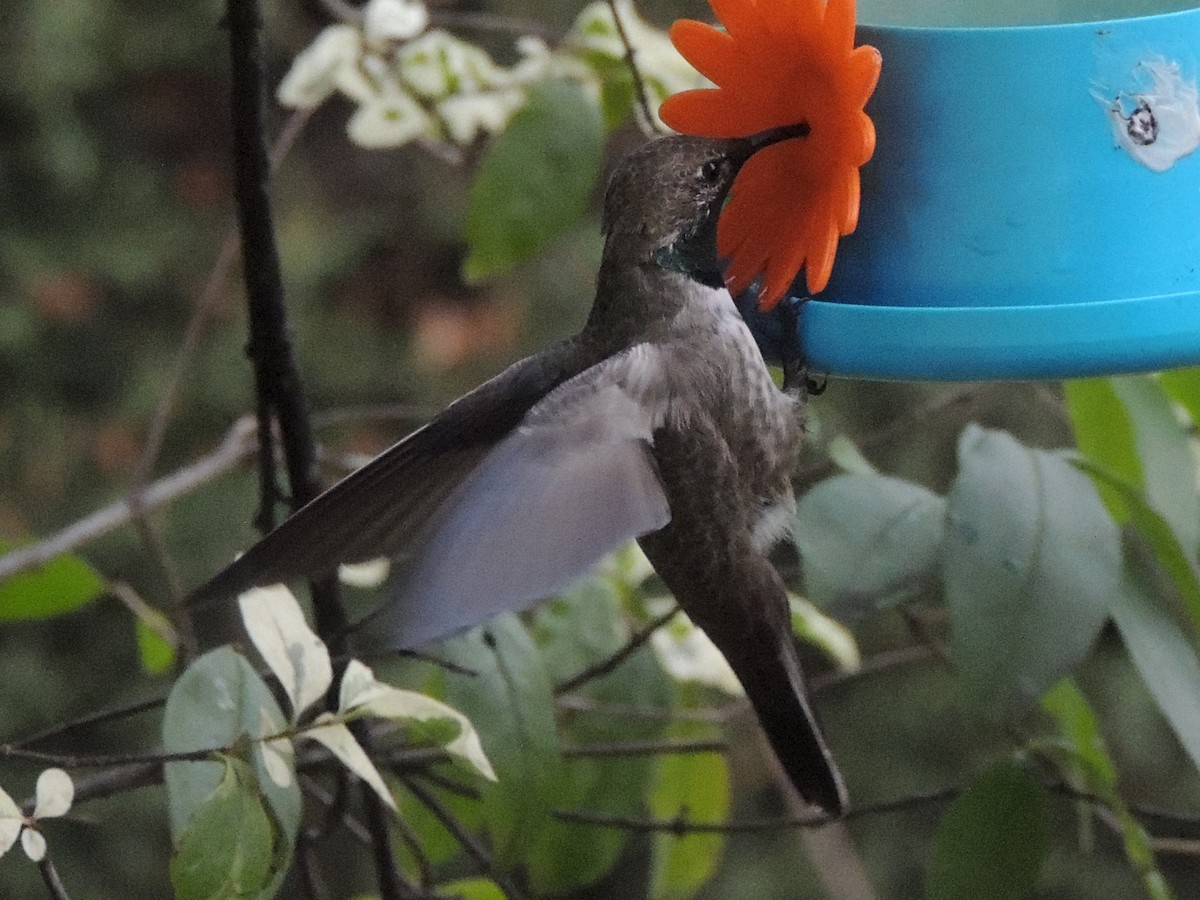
[{"x1": 736, "y1": 628, "x2": 847, "y2": 815}]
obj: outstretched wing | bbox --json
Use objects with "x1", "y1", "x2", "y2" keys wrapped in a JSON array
[
  {"x1": 190, "y1": 338, "x2": 590, "y2": 607},
  {"x1": 191, "y1": 340, "x2": 674, "y2": 650},
  {"x1": 376, "y1": 343, "x2": 672, "y2": 648}
]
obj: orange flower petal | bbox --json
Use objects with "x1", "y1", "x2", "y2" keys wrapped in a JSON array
[
  {"x1": 804, "y1": 206, "x2": 840, "y2": 294},
  {"x1": 660, "y1": 88, "x2": 786, "y2": 138},
  {"x1": 668, "y1": 20, "x2": 741, "y2": 85},
  {"x1": 823, "y1": 0, "x2": 858, "y2": 55},
  {"x1": 710, "y1": 0, "x2": 768, "y2": 43},
  {"x1": 840, "y1": 167, "x2": 860, "y2": 234},
  {"x1": 845, "y1": 46, "x2": 883, "y2": 107}
]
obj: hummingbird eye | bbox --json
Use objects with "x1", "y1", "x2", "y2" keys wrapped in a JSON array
[{"x1": 698, "y1": 159, "x2": 724, "y2": 184}]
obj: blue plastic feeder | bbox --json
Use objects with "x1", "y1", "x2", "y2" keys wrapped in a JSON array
[{"x1": 787, "y1": 0, "x2": 1200, "y2": 380}]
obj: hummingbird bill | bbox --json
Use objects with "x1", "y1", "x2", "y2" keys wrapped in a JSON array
[{"x1": 192, "y1": 134, "x2": 848, "y2": 815}]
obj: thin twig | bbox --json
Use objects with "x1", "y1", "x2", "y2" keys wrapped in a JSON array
[
  {"x1": 38, "y1": 855, "x2": 71, "y2": 900},
  {"x1": 554, "y1": 604, "x2": 679, "y2": 695},
  {"x1": 561, "y1": 738, "x2": 727, "y2": 759},
  {"x1": 554, "y1": 695, "x2": 727, "y2": 723},
  {"x1": 12, "y1": 693, "x2": 168, "y2": 750},
  {"x1": 1, "y1": 743, "x2": 225, "y2": 769},
  {"x1": 810, "y1": 644, "x2": 936, "y2": 694},
  {"x1": 0, "y1": 418, "x2": 258, "y2": 583},
  {"x1": 605, "y1": 0, "x2": 659, "y2": 135},
  {"x1": 400, "y1": 775, "x2": 529, "y2": 900},
  {"x1": 404, "y1": 767, "x2": 480, "y2": 802}
]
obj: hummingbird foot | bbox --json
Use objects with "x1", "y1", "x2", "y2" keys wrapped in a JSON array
[{"x1": 778, "y1": 297, "x2": 826, "y2": 398}]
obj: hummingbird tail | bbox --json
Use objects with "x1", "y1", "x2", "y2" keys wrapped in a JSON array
[{"x1": 736, "y1": 626, "x2": 848, "y2": 815}]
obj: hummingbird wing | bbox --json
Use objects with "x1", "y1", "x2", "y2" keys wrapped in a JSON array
[
  {"x1": 189, "y1": 338, "x2": 591, "y2": 607},
  {"x1": 375, "y1": 342, "x2": 671, "y2": 647},
  {"x1": 190, "y1": 341, "x2": 673, "y2": 649}
]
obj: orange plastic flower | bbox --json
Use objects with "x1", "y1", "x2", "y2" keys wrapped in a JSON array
[{"x1": 660, "y1": 0, "x2": 881, "y2": 309}]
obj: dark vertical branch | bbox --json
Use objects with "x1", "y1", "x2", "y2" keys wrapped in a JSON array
[{"x1": 224, "y1": 2, "x2": 405, "y2": 897}]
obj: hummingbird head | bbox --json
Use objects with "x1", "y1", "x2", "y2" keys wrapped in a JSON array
[{"x1": 601, "y1": 135, "x2": 753, "y2": 257}]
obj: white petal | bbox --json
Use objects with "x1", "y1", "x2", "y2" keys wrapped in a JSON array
[
  {"x1": 304, "y1": 716, "x2": 397, "y2": 810},
  {"x1": 338, "y1": 558, "x2": 391, "y2": 589},
  {"x1": 277, "y1": 25, "x2": 362, "y2": 109},
  {"x1": 399, "y1": 30, "x2": 506, "y2": 98},
  {"x1": 347, "y1": 90, "x2": 434, "y2": 148},
  {"x1": 21, "y1": 828, "x2": 46, "y2": 863},
  {"x1": 238, "y1": 584, "x2": 333, "y2": 720},
  {"x1": 438, "y1": 90, "x2": 523, "y2": 144},
  {"x1": 0, "y1": 788, "x2": 21, "y2": 858},
  {"x1": 364, "y1": 0, "x2": 429, "y2": 45},
  {"x1": 33, "y1": 769, "x2": 73, "y2": 819}
]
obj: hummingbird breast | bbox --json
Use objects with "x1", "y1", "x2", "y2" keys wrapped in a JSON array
[{"x1": 654, "y1": 275, "x2": 802, "y2": 550}]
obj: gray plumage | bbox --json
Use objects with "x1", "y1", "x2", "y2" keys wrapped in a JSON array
[{"x1": 191, "y1": 135, "x2": 846, "y2": 813}]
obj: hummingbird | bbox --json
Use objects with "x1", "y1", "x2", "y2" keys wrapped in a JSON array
[{"x1": 192, "y1": 133, "x2": 847, "y2": 814}]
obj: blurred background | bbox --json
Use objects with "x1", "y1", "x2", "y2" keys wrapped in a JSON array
[{"x1": 1, "y1": 1, "x2": 1197, "y2": 897}]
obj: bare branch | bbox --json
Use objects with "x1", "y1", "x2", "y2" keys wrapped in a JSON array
[
  {"x1": 554, "y1": 604, "x2": 679, "y2": 695},
  {"x1": 605, "y1": 0, "x2": 659, "y2": 135},
  {"x1": 2, "y1": 742, "x2": 226, "y2": 770},
  {"x1": 0, "y1": 418, "x2": 258, "y2": 583},
  {"x1": 38, "y1": 855, "x2": 72, "y2": 900},
  {"x1": 562, "y1": 738, "x2": 727, "y2": 759},
  {"x1": 400, "y1": 774, "x2": 529, "y2": 900}
]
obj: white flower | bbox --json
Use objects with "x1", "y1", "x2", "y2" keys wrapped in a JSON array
[
  {"x1": 399, "y1": 30, "x2": 509, "y2": 99},
  {"x1": 348, "y1": 86, "x2": 435, "y2": 148},
  {"x1": 277, "y1": 25, "x2": 363, "y2": 109},
  {"x1": 364, "y1": 0, "x2": 429, "y2": 46},
  {"x1": 0, "y1": 769, "x2": 74, "y2": 863},
  {"x1": 438, "y1": 89, "x2": 525, "y2": 145}
]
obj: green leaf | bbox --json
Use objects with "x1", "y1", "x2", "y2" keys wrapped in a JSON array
[
  {"x1": 1109, "y1": 567, "x2": 1200, "y2": 774},
  {"x1": 0, "y1": 546, "x2": 104, "y2": 622},
  {"x1": 463, "y1": 80, "x2": 604, "y2": 281},
  {"x1": 163, "y1": 647, "x2": 301, "y2": 849},
  {"x1": 927, "y1": 760, "x2": 1048, "y2": 900},
  {"x1": 1064, "y1": 378, "x2": 1142, "y2": 518},
  {"x1": 439, "y1": 615, "x2": 562, "y2": 870},
  {"x1": 944, "y1": 426, "x2": 1116, "y2": 712},
  {"x1": 648, "y1": 739, "x2": 730, "y2": 900},
  {"x1": 1040, "y1": 681, "x2": 1174, "y2": 899},
  {"x1": 1110, "y1": 376, "x2": 1200, "y2": 557},
  {"x1": 793, "y1": 473, "x2": 946, "y2": 616},
  {"x1": 1159, "y1": 366, "x2": 1200, "y2": 427},
  {"x1": 1040, "y1": 680, "x2": 1117, "y2": 790},
  {"x1": 1074, "y1": 459, "x2": 1200, "y2": 629},
  {"x1": 170, "y1": 757, "x2": 275, "y2": 900},
  {"x1": 135, "y1": 617, "x2": 176, "y2": 674},
  {"x1": 523, "y1": 580, "x2": 671, "y2": 895},
  {"x1": 434, "y1": 879, "x2": 506, "y2": 900}
]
